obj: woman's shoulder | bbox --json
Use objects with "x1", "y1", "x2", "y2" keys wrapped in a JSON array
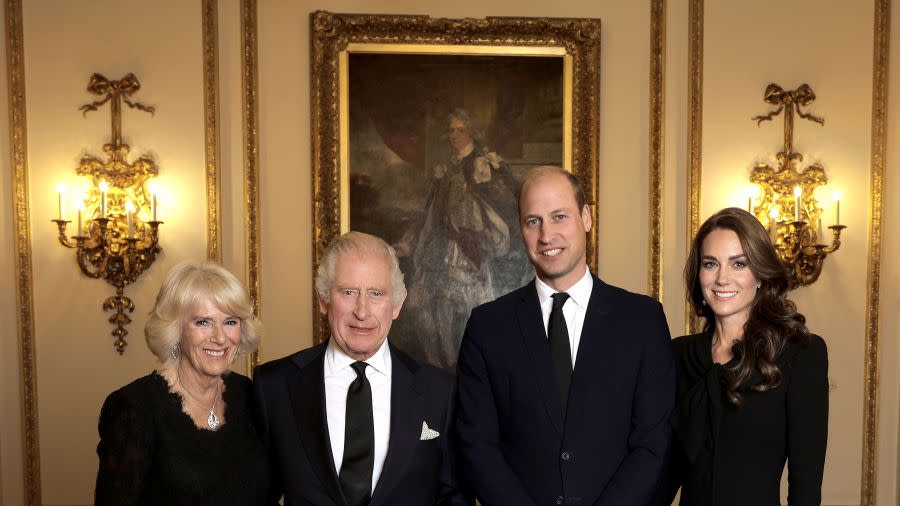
[
  {"x1": 100, "y1": 372, "x2": 167, "y2": 422},
  {"x1": 672, "y1": 332, "x2": 707, "y2": 349},
  {"x1": 780, "y1": 333, "x2": 828, "y2": 371}
]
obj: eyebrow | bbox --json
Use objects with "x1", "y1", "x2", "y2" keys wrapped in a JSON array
[{"x1": 701, "y1": 254, "x2": 748, "y2": 261}]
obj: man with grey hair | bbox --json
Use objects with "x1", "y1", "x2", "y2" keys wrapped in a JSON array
[{"x1": 253, "y1": 231, "x2": 468, "y2": 506}]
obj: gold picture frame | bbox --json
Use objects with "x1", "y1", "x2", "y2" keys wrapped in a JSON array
[{"x1": 310, "y1": 11, "x2": 600, "y2": 368}]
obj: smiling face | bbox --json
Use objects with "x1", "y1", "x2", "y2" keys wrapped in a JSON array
[
  {"x1": 447, "y1": 118, "x2": 473, "y2": 154},
  {"x1": 699, "y1": 228, "x2": 759, "y2": 328},
  {"x1": 519, "y1": 172, "x2": 592, "y2": 291},
  {"x1": 179, "y1": 297, "x2": 242, "y2": 381},
  {"x1": 319, "y1": 250, "x2": 404, "y2": 361}
]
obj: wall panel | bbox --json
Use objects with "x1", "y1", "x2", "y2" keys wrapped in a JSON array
[
  {"x1": 20, "y1": 0, "x2": 208, "y2": 502},
  {"x1": 702, "y1": 0, "x2": 878, "y2": 503}
]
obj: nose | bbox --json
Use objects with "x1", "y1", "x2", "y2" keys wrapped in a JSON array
[
  {"x1": 353, "y1": 294, "x2": 371, "y2": 319},
  {"x1": 211, "y1": 325, "x2": 226, "y2": 344},
  {"x1": 715, "y1": 267, "x2": 729, "y2": 285},
  {"x1": 538, "y1": 222, "x2": 554, "y2": 244}
]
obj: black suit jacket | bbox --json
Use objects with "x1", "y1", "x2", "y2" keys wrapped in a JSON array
[
  {"x1": 455, "y1": 275, "x2": 675, "y2": 506},
  {"x1": 253, "y1": 341, "x2": 469, "y2": 506}
]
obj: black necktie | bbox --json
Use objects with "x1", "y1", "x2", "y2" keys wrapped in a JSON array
[
  {"x1": 339, "y1": 361, "x2": 374, "y2": 506},
  {"x1": 549, "y1": 292, "x2": 573, "y2": 412}
]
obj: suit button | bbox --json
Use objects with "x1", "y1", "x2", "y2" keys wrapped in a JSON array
[
  {"x1": 561, "y1": 451, "x2": 571, "y2": 461},
  {"x1": 556, "y1": 496, "x2": 564, "y2": 504}
]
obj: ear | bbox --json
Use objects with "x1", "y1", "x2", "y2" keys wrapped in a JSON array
[
  {"x1": 391, "y1": 292, "x2": 407, "y2": 320},
  {"x1": 318, "y1": 296, "x2": 329, "y2": 316},
  {"x1": 581, "y1": 204, "x2": 592, "y2": 233}
]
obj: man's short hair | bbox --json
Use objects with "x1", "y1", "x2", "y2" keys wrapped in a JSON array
[
  {"x1": 315, "y1": 231, "x2": 407, "y2": 306},
  {"x1": 518, "y1": 165, "x2": 587, "y2": 213}
]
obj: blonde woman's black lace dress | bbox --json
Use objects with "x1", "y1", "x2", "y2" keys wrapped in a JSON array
[{"x1": 94, "y1": 371, "x2": 269, "y2": 505}]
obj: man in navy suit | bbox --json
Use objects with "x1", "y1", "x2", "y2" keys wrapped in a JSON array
[
  {"x1": 455, "y1": 166, "x2": 675, "y2": 505},
  {"x1": 253, "y1": 232, "x2": 468, "y2": 506}
]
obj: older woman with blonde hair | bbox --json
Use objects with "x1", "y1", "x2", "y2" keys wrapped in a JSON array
[{"x1": 94, "y1": 261, "x2": 269, "y2": 505}]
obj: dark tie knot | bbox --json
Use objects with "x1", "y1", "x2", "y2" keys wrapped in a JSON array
[
  {"x1": 551, "y1": 292, "x2": 570, "y2": 310},
  {"x1": 350, "y1": 361, "x2": 369, "y2": 379}
]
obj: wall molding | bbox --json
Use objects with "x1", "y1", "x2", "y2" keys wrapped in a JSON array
[
  {"x1": 648, "y1": 0, "x2": 665, "y2": 300},
  {"x1": 5, "y1": 0, "x2": 40, "y2": 503},
  {"x1": 685, "y1": 0, "x2": 702, "y2": 335},
  {"x1": 241, "y1": 0, "x2": 261, "y2": 371},
  {"x1": 203, "y1": 0, "x2": 222, "y2": 262},
  {"x1": 861, "y1": 0, "x2": 890, "y2": 504}
]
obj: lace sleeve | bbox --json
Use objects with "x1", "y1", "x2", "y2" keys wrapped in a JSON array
[{"x1": 94, "y1": 389, "x2": 154, "y2": 505}]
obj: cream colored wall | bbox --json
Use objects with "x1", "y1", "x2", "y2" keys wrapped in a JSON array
[{"x1": 0, "y1": 0, "x2": 898, "y2": 505}]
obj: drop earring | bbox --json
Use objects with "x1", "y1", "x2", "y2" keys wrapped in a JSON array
[{"x1": 169, "y1": 342, "x2": 181, "y2": 360}]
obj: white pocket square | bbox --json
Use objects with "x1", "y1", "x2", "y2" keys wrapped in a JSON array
[{"x1": 420, "y1": 421, "x2": 440, "y2": 440}]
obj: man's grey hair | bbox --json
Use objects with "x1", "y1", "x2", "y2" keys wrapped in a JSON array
[{"x1": 315, "y1": 231, "x2": 407, "y2": 306}]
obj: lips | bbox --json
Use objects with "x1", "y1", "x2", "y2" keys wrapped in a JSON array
[
  {"x1": 541, "y1": 248, "x2": 563, "y2": 257},
  {"x1": 712, "y1": 290, "x2": 738, "y2": 299},
  {"x1": 204, "y1": 348, "x2": 226, "y2": 358}
]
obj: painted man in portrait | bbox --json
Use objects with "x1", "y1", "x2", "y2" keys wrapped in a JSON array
[{"x1": 395, "y1": 109, "x2": 530, "y2": 369}]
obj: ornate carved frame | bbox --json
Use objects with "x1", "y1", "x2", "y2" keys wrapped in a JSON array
[{"x1": 309, "y1": 11, "x2": 601, "y2": 343}]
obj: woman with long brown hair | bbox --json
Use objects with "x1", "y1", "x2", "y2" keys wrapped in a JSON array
[{"x1": 667, "y1": 207, "x2": 828, "y2": 506}]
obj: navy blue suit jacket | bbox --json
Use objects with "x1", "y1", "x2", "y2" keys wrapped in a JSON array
[
  {"x1": 455, "y1": 275, "x2": 675, "y2": 505},
  {"x1": 253, "y1": 341, "x2": 469, "y2": 506}
]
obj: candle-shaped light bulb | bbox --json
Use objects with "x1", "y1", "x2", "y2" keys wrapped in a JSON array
[
  {"x1": 55, "y1": 183, "x2": 65, "y2": 220},
  {"x1": 76, "y1": 200, "x2": 85, "y2": 235},
  {"x1": 793, "y1": 186, "x2": 802, "y2": 222},
  {"x1": 125, "y1": 200, "x2": 136, "y2": 238},
  {"x1": 833, "y1": 190, "x2": 842, "y2": 226},
  {"x1": 99, "y1": 180, "x2": 109, "y2": 218},
  {"x1": 147, "y1": 180, "x2": 158, "y2": 222}
]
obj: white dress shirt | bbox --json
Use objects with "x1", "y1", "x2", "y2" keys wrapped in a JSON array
[
  {"x1": 535, "y1": 267, "x2": 594, "y2": 366},
  {"x1": 324, "y1": 338, "x2": 392, "y2": 493}
]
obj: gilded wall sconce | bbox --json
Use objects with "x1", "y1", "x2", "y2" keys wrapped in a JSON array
[
  {"x1": 51, "y1": 73, "x2": 162, "y2": 354},
  {"x1": 748, "y1": 83, "x2": 846, "y2": 289}
]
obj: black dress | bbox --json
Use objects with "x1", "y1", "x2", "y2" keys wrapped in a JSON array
[
  {"x1": 94, "y1": 371, "x2": 269, "y2": 505},
  {"x1": 668, "y1": 332, "x2": 828, "y2": 506}
]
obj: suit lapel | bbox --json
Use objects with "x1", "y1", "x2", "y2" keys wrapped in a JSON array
[
  {"x1": 567, "y1": 276, "x2": 612, "y2": 421},
  {"x1": 370, "y1": 345, "x2": 422, "y2": 506},
  {"x1": 287, "y1": 346, "x2": 345, "y2": 506},
  {"x1": 516, "y1": 281, "x2": 564, "y2": 435}
]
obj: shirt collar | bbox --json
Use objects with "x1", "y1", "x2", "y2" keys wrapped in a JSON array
[
  {"x1": 325, "y1": 337, "x2": 391, "y2": 377},
  {"x1": 535, "y1": 267, "x2": 593, "y2": 310}
]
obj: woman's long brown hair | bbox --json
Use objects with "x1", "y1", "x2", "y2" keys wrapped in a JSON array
[{"x1": 685, "y1": 207, "x2": 811, "y2": 406}]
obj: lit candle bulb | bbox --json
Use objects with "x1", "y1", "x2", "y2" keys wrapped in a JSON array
[
  {"x1": 125, "y1": 200, "x2": 136, "y2": 238},
  {"x1": 99, "y1": 180, "x2": 109, "y2": 218},
  {"x1": 55, "y1": 183, "x2": 65, "y2": 220},
  {"x1": 793, "y1": 186, "x2": 802, "y2": 222},
  {"x1": 76, "y1": 201, "x2": 84, "y2": 235},
  {"x1": 833, "y1": 190, "x2": 841, "y2": 226},
  {"x1": 147, "y1": 180, "x2": 158, "y2": 222}
]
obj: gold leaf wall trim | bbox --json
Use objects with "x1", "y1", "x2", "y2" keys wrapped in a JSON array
[
  {"x1": 648, "y1": 0, "x2": 665, "y2": 300},
  {"x1": 685, "y1": 0, "x2": 703, "y2": 335},
  {"x1": 203, "y1": 0, "x2": 221, "y2": 262},
  {"x1": 860, "y1": 0, "x2": 889, "y2": 503},
  {"x1": 5, "y1": 0, "x2": 40, "y2": 503},
  {"x1": 241, "y1": 0, "x2": 261, "y2": 371}
]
